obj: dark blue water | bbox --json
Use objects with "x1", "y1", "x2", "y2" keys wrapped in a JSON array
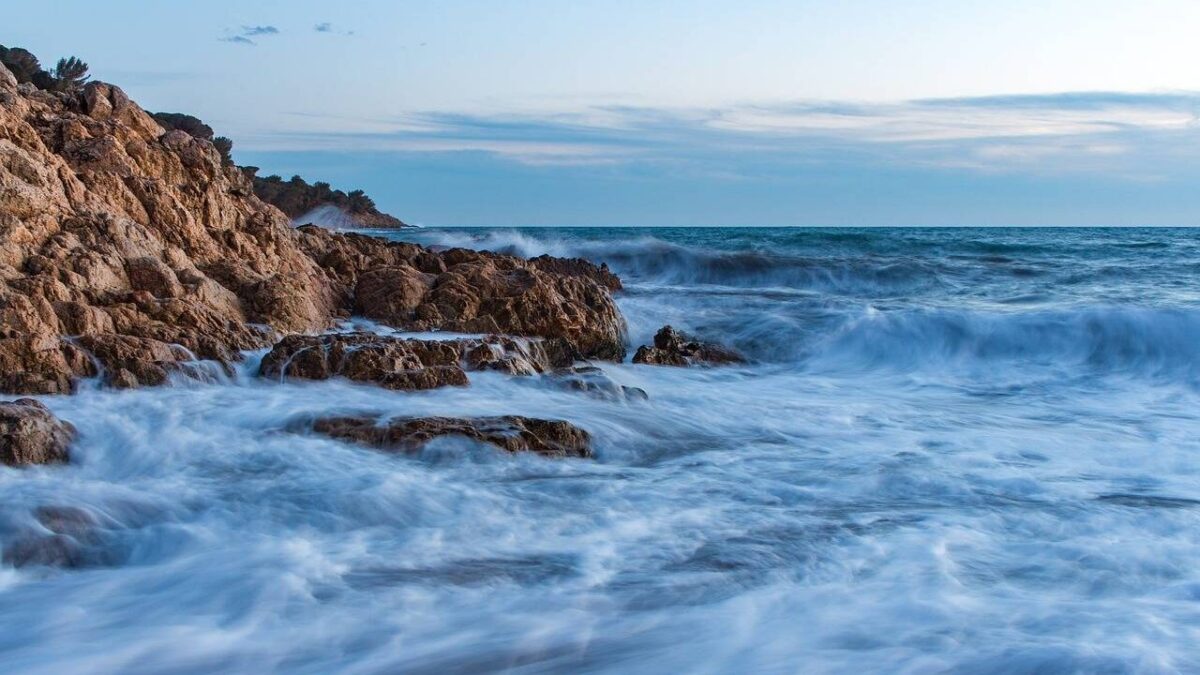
[{"x1": 3, "y1": 227, "x2": 1200, "y2": 673}]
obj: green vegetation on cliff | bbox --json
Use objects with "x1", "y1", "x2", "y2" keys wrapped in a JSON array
[
  {"x1": 0, "y1": 44, "x2": 90, "y2": 93},
  {"x1": 246, "y1": 173, "x2": 406, "y2": 227}
]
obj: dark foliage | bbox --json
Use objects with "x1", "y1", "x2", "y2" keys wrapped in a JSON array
[
  {"x1": 252, "y1": 174, "x2": 380, "y2": 217},
  {"x1": 150, "y1": 113, "x2": 232, "y2": 164},
  {"x1": 53, "y1": 56, "x2": 89, "y2": 90},
  {"x1": 0, "y1": 45, "x2": 43, "y2": 84},
  {"x1": 0, "y1": 46, "x2": 89, "y2": 92},
  {"x1": 150, "y1": 112, "x2": 215, "y2": 141},
  {"x1": 212, "y1": 136, "x2": 234, "y2": 165}
]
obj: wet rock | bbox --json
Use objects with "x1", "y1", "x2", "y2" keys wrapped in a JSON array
[
  {"x1": 0, "y1": 336, "x2": 95, "y2": 394},
  {"x1": 1, "y1": 505, "x2": 119, "y2": 569},
  {"x1": 0, "y1": 398, "x2": 74, "y2": 466},
  {"x1": 549, "y1": 366, "x2": 649, "y2": 402},
  {"x1": 259, "y1": 332, "x2": 578, "y2": 390},
  {"x1": 2, "y1": 533, "x2": 85, "y2": 568},
  {"x1": 75, "y1": 334, "x2": 192, "y2": 388},
  {"x1": 312, "y1": 414, "x2": 593, "y2": 458},
  {"x1": 529, "y1": 254, "x2": 623, "y2": 292},
  {"x1": 298, "y1": 228, "x2": 627, "y2": 360},
  {"x1": 632, "y1": 325, "x2": 746, "y2": 367},
  {"x1": 260, "y1": 332, "x2": 468, "y2": 391}
]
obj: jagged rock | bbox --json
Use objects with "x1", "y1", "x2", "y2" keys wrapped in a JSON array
[
  {"x1": 260, "y1": 332, "x2": 468, "y2": 391},
  {"x1": 0, "y1": 335, "x2": 95, "y2": 394},
  {"x1": 528, "y1": 255, "x2": 623, "y2": 291},
  {"x1": 311, "y1": 414, "x2": 593, "y2": 458},
  {"x1": 259, "y1": 332, "x2": 578, "y2": 390},
  {"x1": 0, "y1": 398, "x2": 74, "y2": 466},
  {"x1": 75, "y1": 334, "x2": 194, "y2": 388},
  {"x1": 632, "y1": 325, "x2": 746, "y2": 367},
  {"x1": 0, "y1": 61, "x2": 340, "y2": 394},
  {"x1": 125, "y1": 256, "x2": 182, "y2": 298},
  {"x1": 298, "y1": 228, "x2": 627, "y2": 360}
]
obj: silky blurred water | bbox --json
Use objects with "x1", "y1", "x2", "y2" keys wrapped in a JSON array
[{"x1": 3, "y1": 227, "x2": 1200, "y2": 674}]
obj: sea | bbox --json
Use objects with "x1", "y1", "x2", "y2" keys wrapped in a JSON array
[{"x1": 3, "y1": 227, "x2": 1200, "y2": 674}]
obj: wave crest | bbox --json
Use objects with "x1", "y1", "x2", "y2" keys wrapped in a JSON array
[{"x1": 809, "y1": 306, "x2": 1200, "y2": 381}]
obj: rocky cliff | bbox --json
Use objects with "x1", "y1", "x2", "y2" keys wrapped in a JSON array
[{"x1": 0, "y1": 60, "x2": 625, "y2": 397}]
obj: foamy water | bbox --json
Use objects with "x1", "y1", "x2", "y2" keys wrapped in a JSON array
[{"x1": 3, "y1": 227, "x2": 1200, "y2": 673}]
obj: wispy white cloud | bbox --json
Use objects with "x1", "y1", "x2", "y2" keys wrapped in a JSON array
[{"x1": 240, "y1": 91, "x2": 1200, "y2": 177}]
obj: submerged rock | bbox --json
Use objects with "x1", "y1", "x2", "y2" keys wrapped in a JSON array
[
  {"x1": 1, "y1": 505, "x2": 122, "y2": 568},
  {"x1": 259, "y1": 332, "x2": 579, "y2": 391},
  {"x1": 632, "y1": 325, "x2": 745, "y2": 367},
  {"x1": 0, "y1": 398, "x2": 75, "y2": 466},
  {"x1": 311, "y1": 414, "x2": 593, "y2": 458},
  {"x1": 548, "y1": 366, "x2": 649, "y2": 402}
]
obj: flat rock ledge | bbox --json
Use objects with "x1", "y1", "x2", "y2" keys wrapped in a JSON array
[
  {"x1": 0, "y1": 399, "x2": 75, "y2": 467},
  {"x1": 311, "y1": 414, "x2": 593, "y2": 459},
  {"x1": 632, "y1": 325, "x2": 745, "y2": 367},
  {"x1": 258, "y1": 332, "x2": 580, "y2": 391}
]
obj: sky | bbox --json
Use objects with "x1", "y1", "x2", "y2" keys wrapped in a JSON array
[{"x1": 7, "y1": 0, "x2": 1200, "y2": 225}]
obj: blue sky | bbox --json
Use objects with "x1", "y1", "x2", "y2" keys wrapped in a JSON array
[{"x1": 7, "y1": 0, "x2": 1200, "y2": 225}]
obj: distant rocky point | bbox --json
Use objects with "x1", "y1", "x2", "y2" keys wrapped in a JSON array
[
  {"x1": 249, "y1": 173, "x2": 408, "y2": 229},
  {"x1": 148, "y1": 111, "x2": 407, "y2": 229}
]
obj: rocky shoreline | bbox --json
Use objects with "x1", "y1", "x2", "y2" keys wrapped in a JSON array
[{"x1": 0, "y1": 58, "x2": 741, "y2": 470}]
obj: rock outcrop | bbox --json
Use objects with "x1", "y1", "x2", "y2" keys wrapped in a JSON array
[
  {"x1": 0, "y1": 62, "x2": 340, "y2": 394},
  {"x1": 0, "y1": 58, "x2": 627, "y2": 395},
  {"x1": 258, "y1": 332, "x2": 579, "y2": 390},
  {"x1": 0, "y1": 398, "x2": 74, "y2": 466},
  {"x1": 312, "y1": 414, "x2": 593, "y2": 458},
  {"x1": 297, "y1": 228, "x2": 626, "y2": 360},
  {"x1": 632, "y1": 326, "x2": 745, "y2": 367}
]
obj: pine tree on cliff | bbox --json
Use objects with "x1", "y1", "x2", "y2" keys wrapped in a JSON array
[
  {"x1": 53, "y1": 56, "x2": 90, "y2": 91},
  {"x1": 213, "y1": 136, "x2": 234, "y2": 166},
  {"x1": 0, "y1": 47, "x2": 89, "y2": 92},
  {"x1": 0, "y1": 46, "x2": 44, "y2": 84}
]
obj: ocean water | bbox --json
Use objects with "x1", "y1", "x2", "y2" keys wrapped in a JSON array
[{"x1": 4, "y1": 227, "x2": 1200, "y2": 674}]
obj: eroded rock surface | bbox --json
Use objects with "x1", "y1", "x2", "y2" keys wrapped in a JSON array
[
  {"x1": 311, "y1": 414, "x2": 593, "y2": 458},
  {"x1": 632, "y1": 325, "x2": 746, "y2": 367},
  {"x1": 0, "y1": 64, "x2": 340, "y2": 393},
  {"x1": 0, "y1": 398, "x2": 74, "y2": 466},
  {"x1": 297, "y1": 228, "x2": 627, "y2": 360},
  {"x1": 259, "y1": 332, "x2": 579, "y2": 390}
]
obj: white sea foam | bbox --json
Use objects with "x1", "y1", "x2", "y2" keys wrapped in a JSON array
[{"x1": 3, "y1": 227, "x2": 1200, "y2": 673}]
